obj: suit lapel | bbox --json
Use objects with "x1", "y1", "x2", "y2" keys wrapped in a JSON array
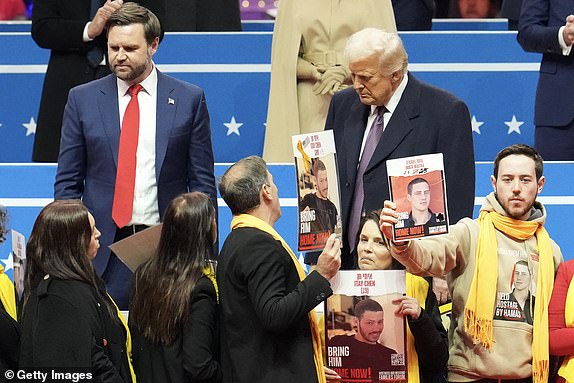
[
  {"x1": 155, "y1": 71, "x2": 177, "y2": 180},
  {"x1": 97, "y1": 75, "x2": 121, "y2": 166},
  {"x1": 366, "y1": 73, "x2": 421, "y2": 173}
]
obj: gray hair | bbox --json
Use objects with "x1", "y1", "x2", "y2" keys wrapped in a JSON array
[
  {"x1": 219, "y1": 156, "x2": 270, "y2": 215},
  {"x1": 344, "y1": 28, "x2": 408, "y2": 76}
]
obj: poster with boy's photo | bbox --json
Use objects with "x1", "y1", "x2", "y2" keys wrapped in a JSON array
[
  {"x1": 292, "y1": 131, "x2": 342, "y2": 251},
  {"x1": 387, "y1": 153, "x2": 449, "y2": 241},
  {"x1": 325, "y1": 270, "x2": 407, "y2": 383}
]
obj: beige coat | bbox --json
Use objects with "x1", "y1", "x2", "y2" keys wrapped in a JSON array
[
  {"x1": 391, "y1": 193, "x2": 563, "y2": 381},
  {"x1": 263, "y1": 0, "x2": 396, "y2": 162}
]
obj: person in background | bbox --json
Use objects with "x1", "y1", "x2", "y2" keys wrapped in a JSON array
[
  {"x1": 549, "y1": 259, "x2": 574, "y2": 383},
  {"x1": 264, "y1": 0, "x2": 396, "y2": 162},
  {"x1": 356, "y1": 210, "x2": 448, "y2": 383},
  {"x1": 0, "y1": 206, "x2": 19, "y2": 381},
  {"x1": 449, "y1": 0, "x2": 501, "y2": 18},
  {"x1": 19, "y1": 200, "x2": 134, "y2": 382},
  {"x1": 31, "y1": 0, "x2": 165, "y2": 162},
  {"x1": 0, "y1": 0, "x2": 26, "y2": 20},
  {"x1": 130, "y1": 192, "x2": 220, "y2": 383},
  {"x1": 517, "y1": 0, "x2": 574, "y2": 160},
  {"x1": 162, "y1": 0, "x2": 240, "y2": 31}
]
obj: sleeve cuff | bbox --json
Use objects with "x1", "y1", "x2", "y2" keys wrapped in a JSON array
[
  {"x1": 558, "y1": 26, "x2": 572, "y2": 55},
  {"x1": 83, "y1": 22, "x2": 93, "y2": 42}
]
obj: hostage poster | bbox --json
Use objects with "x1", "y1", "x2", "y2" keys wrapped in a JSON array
[
  {"x1": 292, "y1": 131, "x2": 342, "y2": 251},
  {"x1": 325, "y1": 270, "x2": 408, "y2": 383}
]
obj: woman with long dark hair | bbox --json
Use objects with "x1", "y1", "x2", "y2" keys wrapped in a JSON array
[
  {"x1": 355, "y1": 210, "x2": 448, "y2": 383},
  {"x1": 130, "y1": 192, "x2": 221, "y2": 383},
  {"x1": 19, "y1": 200, "x2": 135, "y2": 382}
]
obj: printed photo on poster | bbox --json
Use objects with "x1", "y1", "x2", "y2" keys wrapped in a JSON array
[
  {"x1": 387, "y1": 153, "x2": 449, "y2": 241},
  {"x1": 494, "y1": 258, "x2": 535, "y2": 324},
  {"x1": 292, "y1": 131, "x2": 342, "y2": 251},
  {"x1": 11, "y1": 229, "x2": 26, "y2": 300},
  {"x1": 325, "y1": 270, "x2": 407, "y2": 383}
]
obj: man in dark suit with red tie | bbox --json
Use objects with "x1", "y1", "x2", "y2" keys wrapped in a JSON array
[
  {"x1": 54, "y1": 3, "x2": 216, "y2": 308},
  {"x1": 325, "y1": 28, "x2": 475, "y2": 269}
]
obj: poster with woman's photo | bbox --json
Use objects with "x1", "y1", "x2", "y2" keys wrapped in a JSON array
[
  {"x1": 387, "y1": 153, "x2": 449, "y2": 242},
  {"x1": 325, "y1": 270, "x2": 408, "y2": 383},
  {"x1": 292, "y1": 131, "x2": 342, "y2": 251}
]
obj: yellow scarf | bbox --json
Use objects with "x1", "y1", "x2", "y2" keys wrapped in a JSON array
[
  {"x1": 558, "y1": 273, "x2": 574, "y2": 382},
  {"x1": 202, "y1": 266, "x2": 219, "y2": 303},
  {"x1": 405, "y1": 273, "x2": 428, "y2": 383},
  {"x1": 0, "y1": 265, "x2": 16, "y2": 320},
  {"x1": 108, "y1": 295, "x2": 137, "y2": 383},
  {"x1": 464, "y1": 210, "x2": 554, "y2": 383},
  {"x1": 231, "y1": 214, "x2": 326, "y2": 383}
]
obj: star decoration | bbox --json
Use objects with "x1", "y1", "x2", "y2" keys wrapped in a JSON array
[
  {"x1": 471, "y1": 115, "x2": 484, "y2": 134},
  {"x1": 0, "y1": 252, "x2": 14, "y2": 272},
  {"x1": 224, "y1": 116, "x2": 243, "y2": 136},
  {"x1": 298, "y1": 252, "x2": 309, "y2": 274},
  {"x1": 504, "y1": 115, "x2": 524, "y2": 135},
  {"x1": 23, "y1": 117, "x2": 37, "y2": 136}
]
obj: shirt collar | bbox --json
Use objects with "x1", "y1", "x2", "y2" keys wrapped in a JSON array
[
  {"x1": 117, "y1": 62, "x2": 157, "y2": 96},
  {"x1": 370, "y1": 71, "x2": 409, "y2": 117}
]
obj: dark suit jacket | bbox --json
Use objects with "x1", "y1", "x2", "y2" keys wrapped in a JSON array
[
  {"x1": 392, "y1": 0, "x2": 434, "y2": 31},
  {"x1": 163, "y1": 0, "x2": 241, "y2": 32},
  {"x1": 326, "y1": 73, "x2": 475, "y2": 268},
  {"x1": 130, "y1": 276, "x2": 221, "y2": 383},
  {"x1": 19, "y1": 278, "x2": 131, "y2": 383},
  {"x1": 31, "y1": 0, "x2": 165, "y2": 162},
  {"x1": 517, "y1": 0, "x2": 574, "y2": 127},
  {"x1": 0, "y1": 300, "x2": 19, "y2": 383},
  {"x1": 217, "y1": 227, "x2": 332, "y2": 383},
  {"x1": 54, "y1": 71, "x2": 217, "y2": 276}
]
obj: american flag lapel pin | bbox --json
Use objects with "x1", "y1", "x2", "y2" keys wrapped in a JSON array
[{"x1": 168, "y1": 97, "x2": 175, "y2": 105}]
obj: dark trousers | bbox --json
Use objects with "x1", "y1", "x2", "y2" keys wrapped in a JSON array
[
  {"x1": 535, "y1": 121, "x2": 574, "y2": 160},
  {"x1": 102, "y1": 224, "x2": 149, "y2": 310}
]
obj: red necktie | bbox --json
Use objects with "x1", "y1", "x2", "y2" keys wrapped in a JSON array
[{"x1": 112, "y1": 84, "x2": 143, "y2": 228}]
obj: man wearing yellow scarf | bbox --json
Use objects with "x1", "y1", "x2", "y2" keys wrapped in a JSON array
[
  {"x1": 380, "y1": 144, "x2": 563, "y2": 383},
  {"x1": 217, "y1": 156, "x2": 342, "y2": 383}
]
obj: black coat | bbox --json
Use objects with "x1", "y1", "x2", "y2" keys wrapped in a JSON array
[
  {"x1": 19, "y1": 278, "x2": 132, "y2": 383},
  {"x1": 163, "y1": 0, "x2": 241, "y2": 32},
  {"x1": 0, "y1": 300, "x2": 19, "y2": 383},
  {"x1": 130, "y1": 276, "x2": 221, "y2": 383},
  {"x1": 217, "y1": 227, "x2": 332, "y2": 383},
  {"x1": 408, "y1": 278, "x2": 449, "y2": 383},
  {"x1": 326, "y1": 73, "x2": 476, "y2": 269},
  {"x1": 30, "y1": 0, "x2": 165, "y2": 162}
]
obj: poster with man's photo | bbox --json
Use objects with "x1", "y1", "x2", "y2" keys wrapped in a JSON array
[
  {"x1": 325, "y1": 270, "x2": 407, "y2": 383},
  {"x1": 292, "y1": 131, "x2": 342, "y2": 251},
  {"x1": 493, "y1": 258, "x2": 535, "y2": 324},
  {"x1": 387, "y1": 153, "x2": 449, "y2": 242}
]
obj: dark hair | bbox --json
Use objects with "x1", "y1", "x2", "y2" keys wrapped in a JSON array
[
  {"x1": 0, "y1": 206, "x2": 6, "y2": 244},
  {"x1": 493, "y1": 144, "x2": 543, "y2": 181},
  {"x1": 354, "y1": 298, "x2": 383, "y2": 319},
  {"x1": 312, "y1": 158, "x2": 327, "y2": 177},
  {"x1": 23, "y1": 200, "x2": 117, "y2": 321},
  {"x1": 219, "y1": 156, "x2": 270, "y2": 215},
  {"x1": 354, "y1": 210, "x2": 403, "y2": 270},
  {"x1": 130, "y1": 192, "x2": 216, "y2": 345},
  {"x1": 106, "y1": 2, "x2": 161, "y2": 44},
  {"x1": 407, "y1": 177, "x2": 429, "y2": 195}
]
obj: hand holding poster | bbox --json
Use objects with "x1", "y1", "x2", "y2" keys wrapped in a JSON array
[
  {"x1": 292, "y1": 131, "x2": 342, "y2": 251},
  {"x1": 326, "y1": 270, "x2": 408, "y2": 383},
  {"x1": 387, "y1": 153, "x2": 449, "y2": 241}
]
